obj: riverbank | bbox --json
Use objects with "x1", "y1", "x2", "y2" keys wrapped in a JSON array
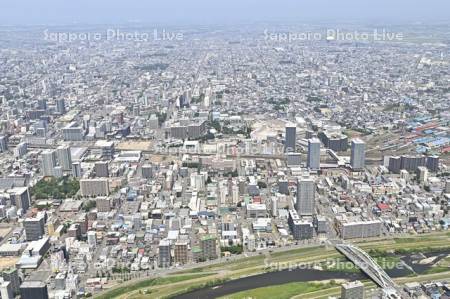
[{"x1": 94, "y1": 232, "x2": 450, "y2": 299}]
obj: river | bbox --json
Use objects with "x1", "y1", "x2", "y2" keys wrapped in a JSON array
[{"x1": 174, "y1": 250, "x2": 450, "y2": 299}]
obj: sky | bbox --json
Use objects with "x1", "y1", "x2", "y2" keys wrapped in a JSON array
[{"x1": 0, "y1": 0, "x2": 449, "y2": 26}]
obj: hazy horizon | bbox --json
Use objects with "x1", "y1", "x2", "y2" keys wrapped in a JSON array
[{"x1": 1, "y1": 0, "x2": 449, "y2": 26}]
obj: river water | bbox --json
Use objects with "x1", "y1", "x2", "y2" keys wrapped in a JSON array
[{"x1": 174, "y1": 250, "x2": 450, "y2": 299}]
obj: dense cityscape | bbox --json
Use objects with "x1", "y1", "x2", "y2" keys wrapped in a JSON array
[{"x1": 0, "y1": 19, "x2": 449, "y2": 299}]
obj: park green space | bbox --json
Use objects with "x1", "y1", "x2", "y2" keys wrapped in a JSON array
[
  {"x1": 217, "y1": 281, "x2": 338, "y2": 299},
  {"x1": 96, "y1": 273, "x2": 213, "y2": 299},
  {"x1": 31, "y1": 177, "x2": 79, "y2": 199}
]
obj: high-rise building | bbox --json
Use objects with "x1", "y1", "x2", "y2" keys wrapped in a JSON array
[
  {"x1": 56, "y1": 98, "x2": 66, "y2": 114},
  {"x1": 315, "y1": 216, "x2": 328, "y2": 234},
  {"x1": 24, "y1": 213, "x2": 46, "y2": 241},
  {"x1": 95, "y1": 122, "x2": 107, "y2": 138},
  {"x1": 62, "y1": 122, "x2": 84, "y2": 141},
  {"x1": 271, "y1": 196, "x2": 278, "y2": 217},
  {"x1": 96, "y1": 197, "x2": 112, "y2": 212},
  {"x1": 278, "y1": 179, "x2": 289, "y2": 195},
  {"x1": 149, "y1": 114, "x2": 159, "y2": 129},
  {"x1": 20, "y1": 281, "x2": 49, "y2": 299},
  {"x1": 158, "y1": 240, "x2": 171, "y2": 268},
  {"x1": 41, "y1": 150, "x2": 57, "y2": 177},
  {"x1": 95, "y1": 140, "x2": 115, "y2": 159},
  {"x1": 94, "y1": 161, "x2": 109, "y2": 177},
  {"x1": 1, "y1": 268, "x2": 20, "y2": 296},
  {"x1": 71, "y1": 162, "x2": 82, "y2": 177},
  {"x1": 80, "y1": 179, "x2": 109, "y2": 197},
  {"x1": 296, "y1": 177, "x2": 315, "y2": 216},
  {"x1": 305, "y1": 130, "x2": 314, "y2": 139},
  {"x1": 46, "y1": 217, "x2": 59, "y2": 237},
  {"x1": 318, "y1": 131, "x2": 348, "y2": 152},
  {"x1": 388, "y1": 156, "x2": 401, "y2": 173},
  {"x1": 34, "y1": 126, "x2": 47, "y2": 138},
  {"x1": 288, "y1": 210, "x2": 314, "y2": 240},
  {"x1": 446, "y1": 180, "x2": 450, "y2": 194},
  {"x1": 132, "y1": 213, "x2": 141, "y2": 230},
  {"x1": 400, "y1": 155, "x2": 426, "y2": 172},
  {"x1": 10, "y1": 187, "x2": 30, "y2": 212},
  {"x1": 284, "y1": 124, "x2": 296, "y2": 152},
  {"x1": 14, "y1": 142, "x2": 27, "y2": 158},
  {"x1": 65, "y1": 273, "x2": 79, "y2": 293},
  {"x1": 350, "y1": 139, "x2": 366, "y2": 170},
  {"x1": 67, "y1": 224, "x2": 81, "y2": 239},
  {"x1": 170, "y1": 124, "x2": 187, "y2": 139},
  {"x1": 87, "y1": 231, "x2": 97, "y2": 247},
  {"x1": 56, "y1": 145, "x2": 72, "y2": 171},
  {"x1": 192, "y1": 246, "x2": 203, "y2": 263},
  {"x1": 174, "y1": 241, "x2": 189, "y2": 265},
  {"x1": 426, "y1": 155, "x2": 439, "y2": 172},
  {"x1": 187, "y1": 121, "x2": 207, "y2": 139},
  {"x1": 231, "y1": 184, "x2": 239, "y2": 204},
  {"x1": 54, "y1": 273, "x2": 66, "y2": 290},
  {"x1": 0, "y1": 136, "x2": 8, "y2": 153},
  {"x1": 190, "y1": 173, "x2": 207, "y2": 191},
  {"x1": 53, "y1": 166, "x2": 63, "y2": 178},
  {"x1": 141, "y1": 164, "x2": 153, "y2": 178},
  {"x1": 338, "y1": 219, "x2": 382, "y2": 239},
  {"x1": 286, "y1": 152, "x2": 301, "y2": 166},
  {"x1": 75, "y1": 212, "x2": 88, "y2": 235},
  {"x1": 170, "y1": 121, "x2": 207, "y2": 140},
  {"x1": 0, "y1": 278, "x2": 13, "y2": 299},
  {"x1": 307, "y1": 138, "x2": 320, "y2": 170},
  {"x1": 200, "y1": 235, "x2": 218, "y2": 260},
  {"x1": 341, "y1": 280, "x2": 364, "y2": 299},
  {"x1": 37, "y1": 99, "x2": 47, "y2": 111},
  {"x1": 417, "y1": 166, "x2": 428, "y2": 183}
]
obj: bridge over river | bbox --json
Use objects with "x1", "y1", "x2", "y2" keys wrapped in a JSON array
[{"x1": 336, "y1": 243, "x2": 409, "y2": 298}]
